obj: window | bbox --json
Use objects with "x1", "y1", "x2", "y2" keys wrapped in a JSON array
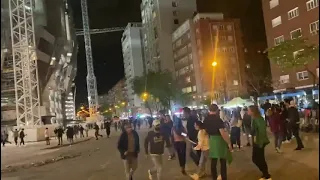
[
  {"x1": 306, "y1": 0, "x2": 319, "y2": 11},
  {"x1": 297, "y1": 71, "x2": 309, "y2": 80},
  {"x1": 172, "y1": 1, "x2": 177, "y2": 7},
  {"x1": 290, "y1": 28, "x2": 302, "y2": 39},
  {"x1": 310, "y1": 20, "x2": 319, "y2": 34},
  {"x1": 269, "y1": 0, "x2": 279, "y2": 9},
  {"x1": 228, "y1": 36, "x2": 233, "y2": 41},
  {"x1": 173, "y1": 10, "x2": 178, "y2": 16},
  {"x1": 317, "y1": 68, "x2": 319, "y2": 77},
  {"x1": 222, "y1": 47, "x2": 227, "y2": 52},
  {"x1": 186, "y1": 76, "x2": 191, "y2": 83},
  {"x1": 187, "y1": 33, "x2": 191, "y2": 39},
  {"x1": 227, "y1": 25, "x2": 232, "y2": 31},
  {"x1": 274, "y1": 35, "x2": 284, "y2": 46},
  {"x1": 271, "y1": 16, "x2": 282, "y2": 27},
  {"x1": 233, "y1": 80, "x2": 239, "y2": 86},
  {"x1": 188, "y1": 53, "x2": 192, "y2": 60},
  {"x1": 220, "y1": 36, "x2": 227, "y2": 41},
  {"x1": 152, "y1": 11, "x2": 157, "y2": 19},
  {"x1": 219, "y1": 25, "x2": 225, "y2": 30},
  {"x1": 190, "y1": 64, "x2": 194, "y2": 70},
  {"x1": 279, "y1": 75, "x2": 289, "y2": 84},
  {"x1": 212, "y1": 25, "x2": 218, "y2": 30},
  {"x1": 229, "y1": 47, "x2": 235, "y2": 53},
  {"x1": 193, "y1": 86, "x2": 197, "y2": 92},
  {"x1": 288, "y1": 7, "x2": 299, "y2": 20},
  {"x1": 293, "y1": 49, "x2": 304, "y2": 59},
  {"x1": 174, "y1": 19, "x2": 179, "y2": 25}
]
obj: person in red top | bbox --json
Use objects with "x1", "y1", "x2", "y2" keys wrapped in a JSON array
[{"x1": 267, "y1": 106, "x2": 285, "y2": 153}]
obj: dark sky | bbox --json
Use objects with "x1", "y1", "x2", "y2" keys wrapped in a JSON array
[
  {"x1": 70, "y1": 0, "x2": 142, "y2": 106},
  {"x1": 70, "y1": 0, "x2": 267, "y2": 107}
]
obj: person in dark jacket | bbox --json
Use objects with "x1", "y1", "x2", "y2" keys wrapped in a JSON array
[
  {"x1": 242, "y1": 108, "x2": 252, "y2": 146},
  {"x1": 79, "y1": 125, "x2": 84, "y2": 138},
  {"x1": 118, "y1": 123, "x2": 140, "y2": 180},
  {"x1": 145, "y1": 120, "x2": 170, "y2": 180},
  {"x1": 280, "y1": 101, "x2": 291, "y2": 143},
  {"x1": 267, "y1": 106, "x2": 285, "y2": 153},
  {"x1": 183, "y1": 107, "x2": 200, "y2": 166},
  {"x1": 19, "y1": 129, "x2": 26, "y2": 146},
  {"x1": 66, "y1": 126, "x2": 74, "y2": 145},
  {"x1": 160, "y1": 115, "x2": 175, "y2": 160},
  {"x1": 56, "y1": 126, "x2": 64, "y2": 145},
  {"x1": 94, "y1": 123, "x2": 103, "y2": 140},
  {"x1": 105, "y1": 120, "x2": 111, "y2": 138},
  {"x1": 287, "y1": 100, "x2": 304, "y2": 150}
]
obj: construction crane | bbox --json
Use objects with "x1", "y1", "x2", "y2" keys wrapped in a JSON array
[
  {"x1": 80, "y1": 0, "x2": 125, "y2": 121},
  {"x1": 8, "y1": 0, "x2": 41, "y2": 126}
]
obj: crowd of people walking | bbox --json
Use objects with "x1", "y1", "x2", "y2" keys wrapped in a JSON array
[{"x1": 117, "y1": 98, "x2": 319, "y2": 180}]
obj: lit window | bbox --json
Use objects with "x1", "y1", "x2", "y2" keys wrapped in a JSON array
[
  {"x1": 222, "y1": 47, "x2": 227, "y2": 52},
  {"x1": 212, "y1": 25, "x2": 218, "y2": 30},
  {"x1": 193, "y1": 86, "x2": 197, "y2": 92},
  {"x1": 296, "y1": 71, "x2": 309, "y2": 80},
  {"x1": 271, "y1": 16, "x2": 282, "y2": 27},
  {"x1": 189, "y1": 53, "x2": 192, "y2": 60},
  {"x1": 274, "y1": 35, "x2": 284, "y2": 46},
  {"x1": 310, "y1": 20, "x2": 319, "y2": 34},
  {"x1": 269, "y1": 0, "x2": 279, "y2": 9},
  {"x1": 187, "y1": 33, "x2": 191, "y2": 39},
  {"x1": 290, "y1": 28, "x2": 302, "y2": 39},
  {"x1": 317, "y1": 68, "x2": 319, "y2": 77},
  {"x1": 190, "y1": 64, "x2": 194, "y2": 70},
  {"x1": 306, "y1": 0, "x2": 319, "y2": 11},
  {"x1": 219, "y1": 25, "x2": 225, "y2": 30},
  {"x1": 288, "y1": 7, "x2": 299, "y2": 20},
  {"x1": 233, "y1": 80, "x2": 239, "y2": 86},
  {"x1": 227, "y1": 25, "x2": 232, "y2": 31},
  {"x1": 279, "y1": 75, "x2": 289, "y2": 84},
  {"x1": 229, "y1": 47, "x2": 235, "y2": 53},
  {"x1": 186, "y1": 76, "x2": 191, "y2": 83}
]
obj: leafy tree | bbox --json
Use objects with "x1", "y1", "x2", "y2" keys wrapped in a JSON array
[
  {"x1": 268, "y1": 38, "x2": 319, "y2": 88},
  {"x1": 131, "y1": 71, "x2": 178, "y2": 112}
]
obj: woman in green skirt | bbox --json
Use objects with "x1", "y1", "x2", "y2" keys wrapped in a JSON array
[{"x1": 203, "y1": 104, "x2": 232, "y2": 180}]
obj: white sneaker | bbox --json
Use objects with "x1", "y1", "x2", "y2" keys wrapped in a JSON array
[
  {"x1": 217, "y1": 175, "x2": 222, "y2": 180},
  {"x1": 148, "y1": 170, "x2": 152, "y2": 180},
  {"x1": 276, "y1": 147, "x2": 282, "y2": 153},
  {"x1": 189, "y1": 173, "x2": 199, "y2": 180}
]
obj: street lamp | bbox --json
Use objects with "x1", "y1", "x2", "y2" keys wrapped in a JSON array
[{"x1": 212, "y1": 61, "x2": 217, "y2": 67}]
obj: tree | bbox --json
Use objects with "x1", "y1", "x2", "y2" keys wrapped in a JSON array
[
  {"x1": 201, "y1": 97, "x2": 212, "y2": 107},
  {"x1": 131, "y1": 71, "x2": 178, "y2": 112},
  {"x1": 268, "y1": 38, "x2": 319, "y2": 89}
]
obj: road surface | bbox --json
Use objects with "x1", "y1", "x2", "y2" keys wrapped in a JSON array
[{"x1": 1, "y1": 127, "x2": 319, "y2": 180}]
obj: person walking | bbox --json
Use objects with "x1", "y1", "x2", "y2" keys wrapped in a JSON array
[
  {"x1": 172, "y1": 116, "x2": 187, "y2": 175},
  {"x1": 242, "y1": 108, "x2": 252, "y2": 146},
  {"x1": 44, "y1": 127, "x2": 50, "y2": 145},
  {"x1": 85, "y1": 124, "x2": 89, "y2": 137},
  {"x1": 94, "y1": 123, "x2": 103, "y2": 140},
  {"x1": 12, "y1": 129, "x2": 19, "y2": 146},
  {"x1": 267, "y1": 106, "x2": 284, "y2": 153},
  {"x1": 183, "y1": 107, "x2": 201, "y2": 166},
  {"x1": 105, "y1": 120, "x2": 111, "y2": 138},
  {"x1": 279, "y1": 102, "x2": 291, "y2": 143},
  {"x1": 19, "y1": 129, "x2": 26, "y2": 146},
  {"x1": 248, "y1": 105, "x2": 272, "y2": 180},
  {"x1": 230, "y1": 108, "x2": 242, "y2": 151},
  {"x1": 145, "y1": 120, "x2": 170, "y2": 180},
  {"x1": 117, "y1": 123, "x2": 140, "y2": 180},
  {"x1": 189, "y1": 121, "x2": 210, "y2": 180},
  {"x1": 160, "y1": 114, "x2": 175, "y2": 160},
  {"x1": 57, "y1": 126, "x2": 64, "y2": 145},
  {"x1": 66, "y1": 126, "x2": 74, "y2": 145},
  {"x1": 287, "y1": 100, "x2": 304, "y2": 150},
  {"x1": 203, "y1": 104, "x2": 232, "y2": 180},
  {"x1": 79, "y1": 125, "x2": 85, "y2": 138}
]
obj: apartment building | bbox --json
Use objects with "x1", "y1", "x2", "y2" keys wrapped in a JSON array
[
  {"x1": 121, "y1": 23, "x2": 145, "y2": 109},
  {"x1": 172, "y1": 13, "x2": 247, "y2": 104},
  {"x1": 262, "y1": 0, "x2": 319, "y2": 93},
  {"x1": 140, "y1": 0, "x2": 197, "y2": 72},
  {"x1": 105, "y1": 79, "x2": 127, "y2": 106}
]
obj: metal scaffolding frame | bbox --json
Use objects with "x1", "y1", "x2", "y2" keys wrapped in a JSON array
[
  {"x1": 80, "y1": 0, "x2": 99, "y2": 114},
  {"x1": 9, "y1": 0, "x2": 41, "y2": 126}
]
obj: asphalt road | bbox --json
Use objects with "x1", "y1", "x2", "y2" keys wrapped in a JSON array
[{"x1": 1, "y1": 127, "x2": 319, "y2": 180}]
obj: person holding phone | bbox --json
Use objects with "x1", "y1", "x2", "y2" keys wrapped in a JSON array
[
  {"x1": 171, "y1": 116, "x2": 187, "y2": 175},
  {"x1": 203, "y1": 104, "x2": 232, "y2": 180}
]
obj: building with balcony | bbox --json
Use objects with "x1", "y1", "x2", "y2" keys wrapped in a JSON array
[
  {"x1": 121, "y1": 23, "x2": 145, "y2": 109},
  {"x1": 140, "y1": 0, "x2": 197, "y2": 72},
  {"x1": 262, "y1": 0, "x2": 319, "y2": 94},
  {"x1": 105, "y1": 79, "x2": 127, "y2": 106},
  {"x1": 1, "y1": 0, "x2": 78, "y2": 126},
  {"x1": 172, "y1": 13, "x2": 247, "y2": 104}
]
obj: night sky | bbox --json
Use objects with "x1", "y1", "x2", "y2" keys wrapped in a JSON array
[{"x1": 70, "y1": 0, "x2": 267, "y2": 107}]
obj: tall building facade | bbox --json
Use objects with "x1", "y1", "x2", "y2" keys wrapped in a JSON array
[
  {"x1": 121, "y1": 23, "x2": 145, "y2": 109},
  {"x1": 105, "y1": 79, "x2": 127, "y2": 106},
  {"x1": 140, "y1": 0, "x2": 197, "y2": 72},
  {"x1": 1, "y1": 0, "x2": 78, "y2": 125},
  {"x1": 262, "y1": 0, "x2": 319, "y2": 93},
  {"x1": 173, "y1": 13, "x2": 247, "y2": 104}
]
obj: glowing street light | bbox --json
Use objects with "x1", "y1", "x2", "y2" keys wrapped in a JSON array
[
  {"x1": 212, "y1": 61, "x2": 217, "y2": 67},
  {"x1": 121, "y1": 102, "x2": 125, "y2": 106}
]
